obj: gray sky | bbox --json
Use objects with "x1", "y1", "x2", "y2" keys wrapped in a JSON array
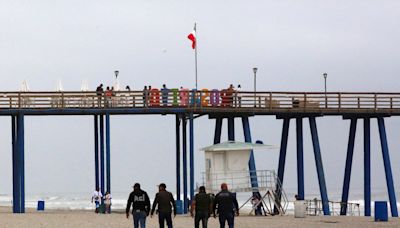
[{"x1": 0, "y1": 1, "x2": 400, "y2": 200}]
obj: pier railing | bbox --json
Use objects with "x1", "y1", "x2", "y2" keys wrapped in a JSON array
[{"x1": 1, "y1": 91, "x2": 400, "y2": 114}]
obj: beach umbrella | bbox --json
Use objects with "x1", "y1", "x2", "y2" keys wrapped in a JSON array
[
  {"x1": 20, "y1": 80, "x2": 30, "y2": 92},
  {"x1": 55, "y1": 79, "x2": 64, "y2": 92},
  {"x1": 80, "y1": 80, "x2": 89, "y2": 91}
]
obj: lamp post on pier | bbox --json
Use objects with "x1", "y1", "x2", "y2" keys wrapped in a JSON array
[
  {"x1": 323, "y1": 72, "x2": 327, "y2": 108},
  {"x1": 253, "y1": 67, "x2": 258, "y2": 107},
  {"x1": 114, "y1": 70, "x2": 119, "y2": 79}
]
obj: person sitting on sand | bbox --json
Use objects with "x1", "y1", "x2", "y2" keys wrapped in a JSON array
[{"x1": 91, "y1": 187, "x2": 103, "y2": 213}]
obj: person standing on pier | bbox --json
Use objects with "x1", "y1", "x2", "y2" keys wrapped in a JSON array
[
  {"x1": 151, "y1": 183, "x2": 177, "y2": 228},
  {"x1": 126, "y1": 183, "x2": 151, "y2": 228},
  {"x1": 213, "y1": 183, "x2": 239, "y2": 228},
  {"x1": 96, "y1": 84, "x2": 104, "y2": 107},
  {"x1": 190, "y1": 186, "x2": 212, "y2": 228}
]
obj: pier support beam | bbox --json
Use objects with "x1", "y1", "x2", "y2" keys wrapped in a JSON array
[
  {"x1": 274, "y1": 118, "x2": 290, "y2": 214},
  {"x1": 340, "y1": 118, "x2": 357, "y2": 215},
  {"x1": 175, "y1": 115, "x2": 181, "y2": 201},
  {"x1": 296, "y1": 118, "x2": 304, "y2": 200},
  {"x1": 94, "y1": 115, "x2": 99, "y2": 189},
  {"x1": 277, "y1": 118, "x2": 290, "y2": 189},
  {"x1": 11, "y1": 116, "x2": 19, "y2": 213},
  {"x1": 99, "y1": 115, "x2": 105, "y2": 199},
  {"x1": 242, "y1": 117, "x2": 259, "y2": 192},
  {"x1": 364, "y1": 118, "x2": 371, "y2": 216},
  {"x1": 182, "y1": 115, "x2": 188, "y2": 214},
  {"x1": 12, "y1": 114, "x2": 25, "y2": 213},
  {"x1": 377, "y1": 117, "x2": 398, "y2": 217},
  {"x1": 105, "y1": 114, "x2": 111, "y2": 194},
  {"x1": 214, "y1": 117, "x2": 222, "y2": 144},
  {"x1": 309, "y1": 117, "x2": 330, "y2": 215},
  {"x1": 189, "y1": 113, "x2": 195, "y2": 201},
  {"x1": 227, "y1": 117, "x2": 235, "y2": 141}
]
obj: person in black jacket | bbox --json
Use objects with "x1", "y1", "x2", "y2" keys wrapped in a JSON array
[
  {"x1": 213, "y1": 183, "x2": 239, "y2": 228},
  {"x1": 151, "y1": 183, "x2": 176, "y2": 228},
  {"x1": 126, "y1": 183, "x2": 151, "y2": 228}
]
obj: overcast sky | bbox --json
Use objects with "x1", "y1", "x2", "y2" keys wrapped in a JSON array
[{"x1": 0, "y1": 1, "x2": 400, "y2": 201}]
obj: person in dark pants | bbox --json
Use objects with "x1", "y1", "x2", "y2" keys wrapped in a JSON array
[
  {"x1": 213, "y1": 183, "x2": 239, "y2": 228},
  {"x1": 151, "y1": 183, "x2": 176, "y2": 228},
  {"x1": 126, "y1": 183, "x2": 151, "y2": 228},
  {"x1": 190, "y1": 186, "x2": 212, "y2": 228}
]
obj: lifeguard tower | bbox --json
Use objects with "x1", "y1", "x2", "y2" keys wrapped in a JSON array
[{"x1": 201, "y1": 141, "x2": 288, "y2": 215}]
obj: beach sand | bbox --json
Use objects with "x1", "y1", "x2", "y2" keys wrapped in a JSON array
[{"x1": 1, "y1": 207, "x2": 399, "y2": 228}]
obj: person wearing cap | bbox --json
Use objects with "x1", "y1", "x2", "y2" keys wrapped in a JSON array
[
  {"x1": 190, "y1": 186, "x2": 213, "y2": 228},
  {"x1": 126, "y1": 183, "x2": 151, "y2": 228},
  {"x1": 213, "y1": 183, "x2": 239, "y2": 228},
  {"x1": 151, "y1": 183, "x2": 176, "y2": 228}
]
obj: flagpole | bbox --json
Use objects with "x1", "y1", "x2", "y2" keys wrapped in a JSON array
[{"x1": 194, "y1": 23, "x2": 198, "y2": 91}]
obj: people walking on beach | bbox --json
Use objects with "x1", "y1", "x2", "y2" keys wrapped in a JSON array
[
  {"x1": 104, "y1": 191, "x2": 112, "y2": 214},
  {"x1": 151, "y1": 183, "x2": 177, "y2": 228},
  {"x1": 190, "y1": 186, "x2": 212, "y2": 228},
  {"x1": 213, "y1": 183, "x2": 239, "y2": 228},
  {"x1": 91, "y1": 187, "x2": 103, "y2": 213},
  {"x1": 126, "y1": 183, "x2": 151, "y2": 228}
]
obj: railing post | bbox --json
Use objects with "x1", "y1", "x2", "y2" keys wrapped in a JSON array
[
  {"x1": 61, "y1": 92, "x2": 65, "y2": 108},
  {"x1": 374, "y1": 93, "x2": 377, "y2": 109},
  {"x1": 269, "y1": 92, "x2": 272, "y2": 110},
  {"x1": 338, "y1": 93, "x2": 341, "y2": 110},
  {"x1": 358, "y1": 97, "x2": 360, "y2": 108},
  {"x1": 18, "y1": 92, "x2": 21, "y2": 108},
  {"x1": 304, "y1": 93, "x2": 307, "y2": 110}
]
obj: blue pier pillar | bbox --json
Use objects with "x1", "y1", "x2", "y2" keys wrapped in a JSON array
[
  {"x1": 309, "y1": 117, "x2": 330, "y2": 215},
  {"x1": 274, "y1": 117, "x2": 290, "y2": 214},
  {"x1": 214, "y1": 117, "x2": 223, "y2": 144},
  {"x1": 296, "y1": 118, "x2": 304, "y2": 200},
  {"x1": 377, "y1": 117, "x2": 398, "y2": 217},
  {"x1": 189, "y1": 113, "x2": 195, "y2": 201},
  {"x1": 105, "y1": 114, "x2": 111, "y2": 194},
  {"x1": 242, "y1": 117, "x2": 259, "y2": 192},
  {"x1": 228, "y1": 117, "x2": 235, "y2": 141},
  {"x1": 17, "y1": 114, "x2": 25, "y2": 213},
  {"x1": 11, "y1": 115, "x2": 20, "y2": 213},
  {"x1": 182, "y1": 115, "x2": 188, "y2": 214},
  {"x1": 99, "y1": 115, "x2": 105, "y2": 198},
  {"x1": 176, "y1": 115, "x2": 181, "y2": 201},
  {"x1": 340, "y1": 118, "x2": 357, "y2": 215},
  {"x1": 364, "y1": 118, "x2": 371, "y2": 216},
  {"x1": 94, "y1": 115, "x2": 99, "y2": 189},
  {"x1": 277, "y1": 118, "x2": 290, "y2": 187}
]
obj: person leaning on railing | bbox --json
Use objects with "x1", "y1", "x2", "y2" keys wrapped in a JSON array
[{"x1": 96, "y1": 84, "x2": 104, "y2": 107}]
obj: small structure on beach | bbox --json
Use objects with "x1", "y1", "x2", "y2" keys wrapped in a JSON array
[{"x1": 200, "y1": 141, "x2": 288, "y2": 215}]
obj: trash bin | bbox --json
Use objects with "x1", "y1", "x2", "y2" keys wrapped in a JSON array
[
  {"x1": 37, "y1": 200, "x2": 45, "y2": 211},
  {"x1": 294, "y1": 200, "x2": 306, "y2": 218},
  {"x1": 375, "y1": 201, "x2": 388, "y2": 222},
  {"x1": 176, "y1": 200, "x2": 183, "y2": 214}
]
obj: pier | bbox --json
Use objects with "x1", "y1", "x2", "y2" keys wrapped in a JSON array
[{"x1": 2, "y1": 90, "x2": 399, "y2": 217}]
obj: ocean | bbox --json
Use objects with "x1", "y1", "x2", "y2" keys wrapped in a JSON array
[{"x1": 1, "y1": 188, "x2": 399, "y2": 216}]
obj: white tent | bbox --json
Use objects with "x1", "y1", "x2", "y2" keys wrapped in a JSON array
[
  {"x1": 113, "y1": 78, "x2": 121, "y2": 91},
  {"x1": 80, "y1": 80, "x2": 90, "y2": 91},
  {"x1": 55, "y1": 80, "x2": 64, "y2": 92},
  {"x1": 20, "y1": 80, "x2": 30, "y2": 92}
]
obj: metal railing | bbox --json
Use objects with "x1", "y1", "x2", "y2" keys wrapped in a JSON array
[
  {"x1": 0, "y1": 91, "x2": 400, "y2": 113},
  {"x1": 305, "y1": 199, "x2": 360, "y2": 216},
  {"x1": 201, "y1": 169, "x2": 289, "y2": 214}
]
